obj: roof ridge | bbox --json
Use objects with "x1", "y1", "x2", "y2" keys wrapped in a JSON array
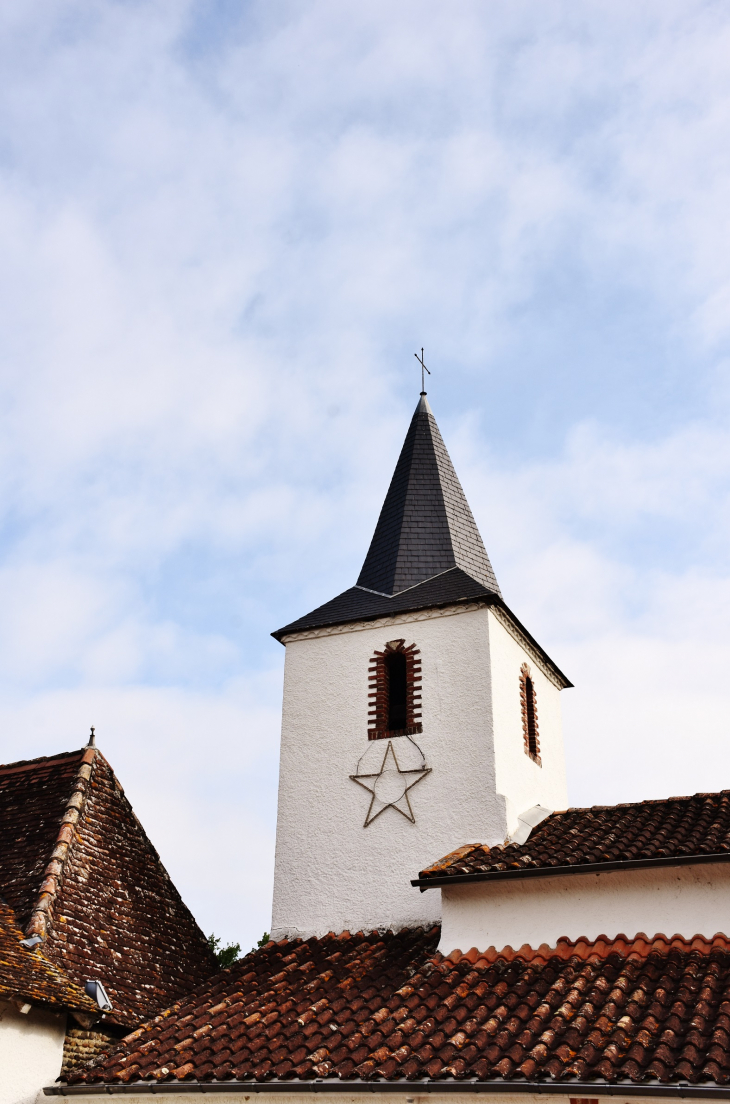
[
  {"x1": 442, "y1": 931, "x2": 730, "y2": 968},
  {"x1": 0, "y1": 748, "x2": 85, "y2": 774},
  {"x1": 24, "y1": 745, "x2": 97, "y2": 944}
]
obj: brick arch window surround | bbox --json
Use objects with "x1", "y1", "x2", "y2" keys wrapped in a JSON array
[
  {"x1": 520, "y1": 663, "x2": 542, "y2": 766},
  {"x1": 368, "y1": 640, "x2": 422, "y2": 740}
]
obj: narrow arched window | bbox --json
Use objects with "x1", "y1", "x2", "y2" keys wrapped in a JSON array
[
  {"x1": 520, "y1": 663, "x2": 541, "y2": 765},
  {"x1": 368, "y1": 640, "x2": 422, "y2": 739},
  {"x1": 524, "y1": 676, "x2": 538, "y2": 757},
  {"x1": 386, "y1": 650, "x2": 407, "y2": 731}
]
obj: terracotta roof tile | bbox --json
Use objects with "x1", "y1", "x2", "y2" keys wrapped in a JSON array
[
  {"x1": 0, "y1": 750, "x2": 85, "y2": 929},
  {"x1": 0, "y1": 747, "x2": 216, "y2": 1026},
  {"x1": 0, "y1": 898, "x2": 96, "y2": 1013},
  {"x1": 64, "y1": 928, "x2": 730, "y2": 1087},
  {"x1": 416, "y1": 791, "x2": 730, "y2": 885}
]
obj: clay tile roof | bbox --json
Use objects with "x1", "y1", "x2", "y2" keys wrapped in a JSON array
[
  {"x1": 415, "y1": 790, "x2": 730, "y2": 886},
  {"x1": 0, "y1": 746, "x2": 216, "y2": 1027},
  {"x1": 0, "y1": 898, "x2": 96, "y2": 1014},
  {"x1": 65, "y1": 928, "x2": 730, "y2": 1088}
]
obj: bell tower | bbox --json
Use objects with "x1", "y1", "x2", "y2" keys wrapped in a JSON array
[{"x1": 270, "y1": 392, "x2": 571, "y2": 940}]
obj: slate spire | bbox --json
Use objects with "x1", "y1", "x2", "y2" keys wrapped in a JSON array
[{"x1": 357, "y1": 394, "x2": 501, "y2": 597}]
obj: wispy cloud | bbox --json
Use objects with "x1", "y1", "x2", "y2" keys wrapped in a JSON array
[{"x1": 1, "y1": 0, "x2": 730, "y2": 946}]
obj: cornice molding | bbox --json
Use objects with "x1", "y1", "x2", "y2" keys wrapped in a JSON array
[
  {"x1": 279, "y1": 601, "x2": 488, "y2": 643},
  {"x1": 489, "y1": 605, "x2": 566, "y2": 689},
  {"x1": 279, "y1": 599, "x2": 569, "y2": 689}
]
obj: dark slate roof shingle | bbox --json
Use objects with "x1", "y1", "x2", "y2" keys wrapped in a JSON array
[
  {"x1": 274, "y1": 567, "x2": 498, "y2": 639},
  {"x1": 415, "y1": 790, "x2": 730, "y2": 886},
  {"x1": 0, "y1": 746, "x2": 217, "y2": 1026},
  {"x1": 357, "y1": 395, "x2": 501, "y2": 598},
  {"x1": 274, "y1": 395, "x2": 505, "y2": 641},
  {"x1": 65, "y1": 928, "x2": 730, "y2": 1087}
]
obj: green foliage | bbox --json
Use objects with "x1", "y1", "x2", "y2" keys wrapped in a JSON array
[
  {"x1": 207, "y1": 933, "x2": 242, "y2": 969},
  {"x1": 257, "y1": 932, "x2": 270, "y2": 948}
]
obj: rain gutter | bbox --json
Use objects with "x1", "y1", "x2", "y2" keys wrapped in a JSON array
[
  {"x1": 45, "y1": 1080, "x2": 730, "y2": 1097},
  {"x1": 412, "y1": 851, "x2": 730, "y2": 890}
]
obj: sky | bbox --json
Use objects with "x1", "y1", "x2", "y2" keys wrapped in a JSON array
[{"x1": 1, "y1": 0, "x2": 730, "y2": 951}]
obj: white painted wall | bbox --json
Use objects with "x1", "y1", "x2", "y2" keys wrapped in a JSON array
[
  {"x1": 488, "y1": 611, "x2": 568, "y2": 836},
  {"x1": 0, "y1": 1000, "x2": 66, "y2": 1104},
  {"x1": 272, "y1": 603, "x2": 568, "y2": 940},
  {"x1": 439, "y1": 861, "x2": 730, "y2": 955}
]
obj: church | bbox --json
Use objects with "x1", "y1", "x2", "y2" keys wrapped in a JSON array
[{"x1": 42, "y1": 390, "x2": 730, "y2": 1097}]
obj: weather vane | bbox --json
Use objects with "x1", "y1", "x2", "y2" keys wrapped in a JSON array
[{"x1": 415, "y1": 348, "x2": 430, "y2": 394}]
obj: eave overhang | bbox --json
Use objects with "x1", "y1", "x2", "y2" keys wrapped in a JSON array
[
  {"x1": 46, "y1": 1079, "x2": 730, "y2": 1097},
  {"x1": 412, "y1": 850, "x2": 730, "y2": 890},
  {"x1": 273, "y1": 589, "x2": 572, "y2": 691}
]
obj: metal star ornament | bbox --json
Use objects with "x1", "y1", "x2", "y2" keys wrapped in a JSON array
[{"x1": 350, "y1": 740, "x2": 431, "y2": 827}]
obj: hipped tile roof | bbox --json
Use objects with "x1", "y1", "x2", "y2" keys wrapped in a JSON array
[
  {"x1": 0, "y1": 746, "x2": 216, "y2": 1026},
  {"x1": 416, "y1": 791, "x2": 730, "y2": 886},
  {"x1": 0, "y1": 898, "x2": 96, "y2": 1014},
  {"x1": 65, "y1": 928, "x2": 730, "y2": 1088}
]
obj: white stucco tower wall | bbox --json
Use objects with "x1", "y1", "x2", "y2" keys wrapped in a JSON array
[
  {"x1": 271, "y1": 601, "x2": 568, "y2": 940},
  {"x1": 271, "y1": 391, "x2": 570, "y2": 940},
  {"x1": 488, "y1": 608, "x2": 567, "y2": 836}
]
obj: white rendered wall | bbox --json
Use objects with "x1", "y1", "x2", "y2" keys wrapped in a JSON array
[
  {"x1": 272, "y1": 606, "x2": 501, "y2": 939},
  {"x1": 272, "y1": 603, "x2": 568, "y2": 940},
  {"x1": 0, "y1": 1000, "x2": 66, "y2": 1104},
  {"x1": 439, "y1": 861, "x2": 730, "y2": 955},
  {"x1": 487, "y1": 611, "x2": 568, "y2": 836}
]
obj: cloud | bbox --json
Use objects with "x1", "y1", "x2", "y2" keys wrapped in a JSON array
[
  {"x1": 0, "y1": 676, "x2": 281, "y2": 950},
  {"x1": 1, "y1": 0, "x2": 730, "y2": 945},
  {"x1": 452, "y1": 414, "x2": 730, "y2": 807}
]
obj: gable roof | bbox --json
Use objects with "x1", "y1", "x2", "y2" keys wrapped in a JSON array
[
  {"x1": 62, "y1": 927, "x2": 730, "y2": 1090},
  {"x1": 274, "y1": 395, "x2": 507, "y2": 643},
  {"x1": 0, "y1": 898, "x2": 96, "y2": 1015},
  {"x1": 414, "y1": 790, "x2": 730, "y2": 887},
  {"x1": 0, "y1": 744, "x2": 216, "y2": 1027}
]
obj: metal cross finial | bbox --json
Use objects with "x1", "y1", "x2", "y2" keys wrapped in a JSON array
[{"x1": 415, "y1": 348, "x2": 430, "y2": 394}]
